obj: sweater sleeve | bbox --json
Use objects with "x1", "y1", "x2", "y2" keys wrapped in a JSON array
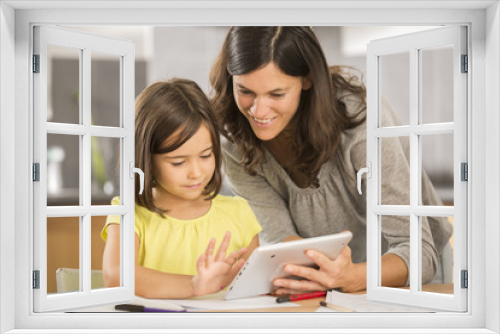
[
  {"x1": 344, "y1": 97, "x2": 439, "y2": 285},
  {"x1": 222, "y1": 140, "x2": 297, "y2": 245},
  {"x1": 377, "y1": 99, "x2": 438, "y2": 285}
]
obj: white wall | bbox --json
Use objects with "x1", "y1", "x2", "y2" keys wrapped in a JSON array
[{"x1": 148, "y1": 26, "x2": 229, "y2": 93}]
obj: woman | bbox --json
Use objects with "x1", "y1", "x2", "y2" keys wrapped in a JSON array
[{"x1": 210, "y1": 26, "x2": 452, "y2": 293}]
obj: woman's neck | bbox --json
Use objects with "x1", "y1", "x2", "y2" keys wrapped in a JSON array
[{"x1": 264, "y1": 129, "x2": 310, "y2": 189}]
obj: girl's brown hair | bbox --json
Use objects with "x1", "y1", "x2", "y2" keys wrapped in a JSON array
[
  {"x1": 210, "y1": 26, "x2": 366, "y2": 188},
  {"x1": 135, "y1": 78, "x2": 222, "y2": 216}
]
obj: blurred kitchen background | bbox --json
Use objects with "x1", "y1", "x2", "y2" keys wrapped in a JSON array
[
  {"x1": 47, "y1": 25, "x2": 453, "y2": 207},
  {"x1": 46, "y1": 26, "x2": 456, "y2": 293}
]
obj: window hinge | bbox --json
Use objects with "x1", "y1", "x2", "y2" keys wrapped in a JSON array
[
  {"x1": 461, "y1": 270, "x2": 468, "y2": 289},
  {"x1": 461, "y1": 162, "x2": 468, "y2": 181},
  {"x1": 461, "y1": 54, "x2": 468, "y2": 73},
  {"x1": 33, "y1": 270, "x2": 40, "y2": 289},
  {"x1": 33, "y1": 54, "x2": 40, "y2": 73},
  {"x1": 33, "y1": 163, "x2": 40, "y2": 182}
]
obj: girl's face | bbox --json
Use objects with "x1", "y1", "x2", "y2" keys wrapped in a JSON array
[
  {"x1": 232, "y1": 62, "x2": 311, "y2": 141},
  {"x1": 152, "y1": 124, "x2": 215, "y2": 203}
]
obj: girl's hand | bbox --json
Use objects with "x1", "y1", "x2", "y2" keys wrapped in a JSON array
[
  {"x1": 273, "y1": 245, "x2": 365, "y2": 294},
  {"x1": 191, "y1": 231, "x2": 248, "y2": 297}
]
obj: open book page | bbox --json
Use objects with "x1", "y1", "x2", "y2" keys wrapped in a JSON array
[{"x1": 317, "y1": 290, "x2": 430, "y2": 313}]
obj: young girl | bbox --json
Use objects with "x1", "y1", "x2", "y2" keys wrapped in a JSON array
[{"x1": 101, "y1": 78, "x2": 261, "y2": 299}]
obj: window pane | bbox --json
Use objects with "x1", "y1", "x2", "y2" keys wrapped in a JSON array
[
  {"x1": 48, "y1": 216, "x2": 80, "y2": 294},
  {"x1": 91, "y1": 215, "x2": 112, "y2": 291},
  {"x1": 91, "y1": 51, "x2": 121, "y2": 127},
  {"x1": 421, "y1": 133, "x2": 454, "y2": 205},
  {"x1": 380, "y1": 215, "x2": 410, "y2": 289},
  {"x1": 91, "y1": 137, "x2": 121, "y2": 205},
  {"x1": 47, "y1": 44, "x2": 80, "y2": 124},
  {"x1": 421, "y1": 216, "x2": 454, "y2": 295},
  {"x1": 380, "y1": 52, "x2": 410, "y2": 126},
  {"x1": 420, "y1": 45, "x2": 454, "y2": 124},
  {"x1": 381, "y1": 137, "x2": 410, "y2": 205},
  {"x1": 47, "y1": 133, "x2": 80, "y2": 206}
]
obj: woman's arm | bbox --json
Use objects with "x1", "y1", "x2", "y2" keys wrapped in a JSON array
[
  {"x1": 273, "y1": 243, "x2": 408, "y2": 294},
  {"x1": 102, "y1": 225, "x2": 248, "y2": 299}
]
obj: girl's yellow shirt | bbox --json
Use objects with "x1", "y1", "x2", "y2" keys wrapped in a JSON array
[{"x1": 101, "y1": 195, "x2": 261, "y2": 276}]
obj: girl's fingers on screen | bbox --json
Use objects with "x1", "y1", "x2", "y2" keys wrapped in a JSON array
[
  {"x1": 196, "y1": 253, "x2": 206, "y2": 271},
  {"x1": 225, "y1": 247, "x2": 247, "y2": 266},
  {"x1": 215, "y1": 231, "x2": 231, "y2": 262},
  {"x1": 205, "y1": 238, "x2": 216, "y2": 267},
  {"x1": 230, "y1": 258, "x2": 245, "y2": 277}
]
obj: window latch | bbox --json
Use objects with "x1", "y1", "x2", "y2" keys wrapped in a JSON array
[
  {"x1": 129, "y1": 162, "x2": 144, "y2": 195},
  {"x1": 357, "y1": 162, "x2": 371, "y2": 195}
]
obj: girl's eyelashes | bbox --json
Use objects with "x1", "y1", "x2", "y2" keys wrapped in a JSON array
[
  {"x1": 168, "y1": 153, "x2": 212, "y2": 166},
  {"x1": 171, "y1": 161, "x2": 185, "y2": 167},
  {"x1": 271, "y1": 93, "x2": 285, "y2": 98}
]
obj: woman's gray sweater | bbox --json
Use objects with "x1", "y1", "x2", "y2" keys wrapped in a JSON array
[{"x1": 222, "y1": 92, "x2": 453, "y2": 285}]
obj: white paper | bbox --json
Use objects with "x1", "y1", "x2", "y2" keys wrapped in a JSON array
[
  {"x1": 163, "y1": 292, "x2": 299, "y2": 311},
  {"x1": 75, "y1": 293, "x2": 298, "y2": 312}
]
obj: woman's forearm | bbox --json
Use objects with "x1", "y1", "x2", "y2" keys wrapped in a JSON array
[
  {"x1": 337, "y1": 254, "x2": 407, "y2": 292},
  {"x1": 380, "y1": 253, "x2": 408, "y2": 287},
  {"x1": 134, "y1": 265, "x2": 195, "y2": 299}
]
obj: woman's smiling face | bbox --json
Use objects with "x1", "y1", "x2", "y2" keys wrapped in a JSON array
[{"x1": 232, "y1": 62, "x2": 311, "y2": 141}]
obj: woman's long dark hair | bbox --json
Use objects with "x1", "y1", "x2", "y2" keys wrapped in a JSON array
[{"x1": 210, "y1": 26, "x2": 365, "y2": 188}]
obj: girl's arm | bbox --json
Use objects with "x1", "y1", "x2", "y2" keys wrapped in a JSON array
[
  {"x1": 102, "y1": 225, "x2": 249, "y2": 299},
  {"x1": 242, "y1": 235, "x2": 259, "y2": 261}
]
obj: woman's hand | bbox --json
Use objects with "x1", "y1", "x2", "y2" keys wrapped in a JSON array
[
  {"x1": 191, "y1": 231, "x2": 247, "y2": 297},
  {"x1": 273, "y1": 245, "x2": 366, "y2": 294}
]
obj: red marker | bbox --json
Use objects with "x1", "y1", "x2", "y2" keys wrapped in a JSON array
[{"x1": 276, "y1": 291, "x2": 327, "y2": 303}]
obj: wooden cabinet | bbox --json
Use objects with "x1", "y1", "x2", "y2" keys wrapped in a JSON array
[{"x1": 46, "y1": 216, "x2": 107, "y2": 293}]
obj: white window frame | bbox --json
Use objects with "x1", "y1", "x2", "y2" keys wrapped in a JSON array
[
  {"x1": 365, "y1": 26, "x2": 468, "y2": 312},
  {"x1": 1, "y1": 1, "x2": 499, "y2": 333},
  {"x1": 32, "y1": 25, "x2": 136, "y2": 312}
]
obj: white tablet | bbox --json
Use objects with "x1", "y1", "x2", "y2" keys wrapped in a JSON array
[{"x1": 224, "y1": 231, "x2": 353, "y2": 300}]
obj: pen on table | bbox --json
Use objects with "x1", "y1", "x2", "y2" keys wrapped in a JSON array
[
  {"x1": 115, "y1": 304, "x2": 187, "y2": 313},
  {"x1": 276, "y1": 291, "x2": 327, "y2": 303},
  {"x1": 319, "y1": 301, "x2": 355, "y2": 312}
]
